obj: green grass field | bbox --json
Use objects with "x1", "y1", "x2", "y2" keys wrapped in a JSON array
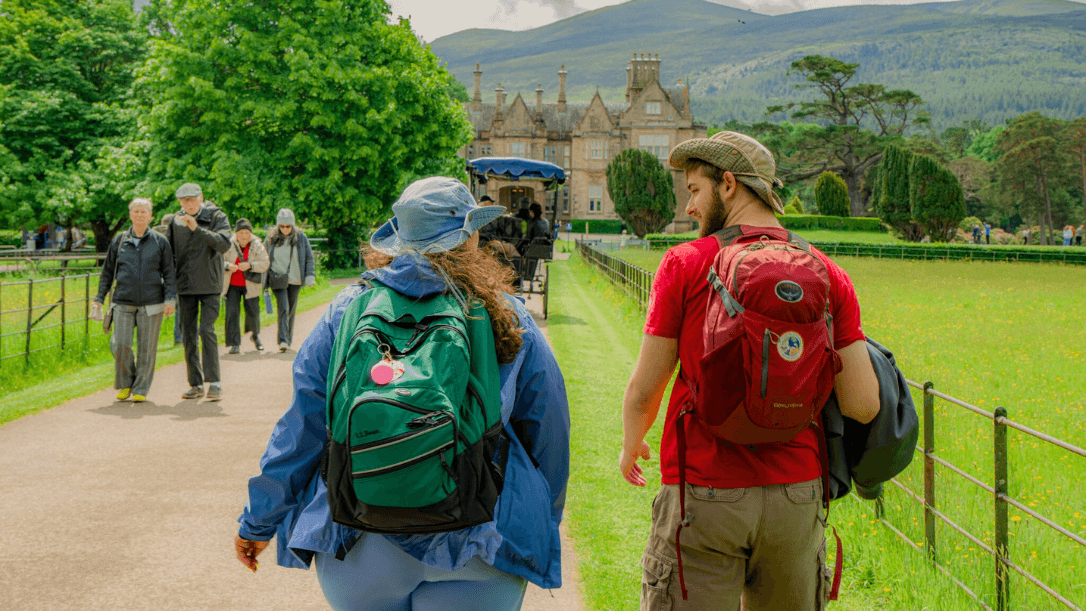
[{"x1": 548, "y1": 251, "x2": 1086, "y2": 610}]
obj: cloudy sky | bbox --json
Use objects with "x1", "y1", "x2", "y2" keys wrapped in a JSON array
[{"x1": 384, "y1": 0, "x2": 1020, "y2": 42}]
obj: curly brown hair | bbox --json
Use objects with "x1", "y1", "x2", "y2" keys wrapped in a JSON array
[{"x1": 363, "y1": 245, "x2": 524, "y2": 364}]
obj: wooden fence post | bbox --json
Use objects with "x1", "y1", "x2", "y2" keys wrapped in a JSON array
[{"x1": 994, "y1": 406, "x2": 1010, "y2": 611}]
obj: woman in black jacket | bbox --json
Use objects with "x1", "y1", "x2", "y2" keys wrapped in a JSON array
[{"x1": 92, "y1": 199, "x2": 177, "y2": 403}]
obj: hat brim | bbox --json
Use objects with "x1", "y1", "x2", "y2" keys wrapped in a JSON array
[{"x1": 370, "y1": 205, "x2": 506, "y2": 256}]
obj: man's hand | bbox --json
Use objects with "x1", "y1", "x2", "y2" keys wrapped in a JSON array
[
  {"x1": 90, "y1": 301, "x2": 103, "y2": 321},
  {"x1": 237, "y1": 262, "x2": 251, "y2": 272},
  {"x1": 226, "y1": 263, "x2": 238, "y2": 273},
  {"x1": 164, "y1": 304, "x2": 175, "y2": 317},
  {"x1": 619, "y1": 440, "x2": 653, "y2": 487},
  {"x1": 234, "y1": 535, "x2": 269, "y2": 572},
  {"x1": 179, "y1": 214, "x2": 197, "y2": 231}
]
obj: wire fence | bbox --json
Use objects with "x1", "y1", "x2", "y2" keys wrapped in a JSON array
[
  {"x1": 0, "y1": 272, "x2": 99, "y2": 363},
  {"x1": 577, "y1": 239, "x2": 1086, "y2": 611},
  {"x1": 644, "y1": 239, "x2": 1086, "y2": 265}
]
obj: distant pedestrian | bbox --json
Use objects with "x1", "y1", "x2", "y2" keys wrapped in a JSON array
[
  {"x1": 222, "y1": 218, "x2": 269, "y2": 354},
  {"x1": 154, "y1": 213, "x2": 183, "y2": 346},
  {"x1": 92, "y1": 198, "x2": 176, "y2": 403},
  {"x1": 1063, "y1": 225, "x2": 1074, "y2": 246},
  {"x1": 972, "y1": 224, "x2": 981, "y2": 244},
  {"x1": 263, "y1": 208, "x2": 315, "y2": 352},
  {"x1": 168, "y1": 182, "x2": 232, "y2": 401},
  {"x1": 984, "y1": 222, "x2": 991, "y2": 245},
  {"x1": 1076, "y1": 224, "x2": 1084, "y2": 246}
]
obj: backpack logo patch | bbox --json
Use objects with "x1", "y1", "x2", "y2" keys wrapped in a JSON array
[
  {"x1": 778, "y1": 331, "x2": 803, "y2": 362},
  {"x1": 774, "y1": 280, "x2": 804, "y2": 303}
]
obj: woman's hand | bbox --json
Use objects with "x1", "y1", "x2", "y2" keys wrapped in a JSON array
[
  {"x1": 238, "y1": 262, "x2": 252, "y2": 272},
  {"x1": 234, "y1": 535, "x2": 269, "y2": 572}
]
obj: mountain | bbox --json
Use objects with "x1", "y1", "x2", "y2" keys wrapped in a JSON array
[{"x1": 430, "y1": 0, "x2": 1086, "y2": 130}]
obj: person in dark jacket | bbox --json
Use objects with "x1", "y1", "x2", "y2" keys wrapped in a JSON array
[
  {"x1": 154, "y1": 213, "x2": 183, "y2": 346},
  {"x1": 92, "y1": 198, "x2": 176, "y2": 403},
  {"x1": 263, "y1": 208, "x2": 315, "y2": 352},
  {"x1": 167, "y1": 182, "x2": 232, "y2": 401}
]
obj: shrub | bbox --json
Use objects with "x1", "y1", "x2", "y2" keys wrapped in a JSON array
[
  {"x1": 815, "y1": 172, "x2": 850, "y2": 217},
  {"x1": 958, "y1": 216, "x2": 984, "y2": 232},
  {"x1": 783, "y1": 195, "x2": 803, "y2": 215},
  {"x1": 605, "y1": 148, "x2": 676, "y2": 237},
  {"x1": 778, "y1": 215, "x2": 882, "y2": 232},
  {"x1": 876, "y1": 145, "x2": 924, "y2": 241},
  {"x1": 568, "y1": 219, "x2": 625, "y2": 234},
  {"x1": 910, "y1": 154, "x2": 966, "y2": 243}
]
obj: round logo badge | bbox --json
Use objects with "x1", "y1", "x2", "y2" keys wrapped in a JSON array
[
  {"x1": 778, "y1": 331, "x2": 804, "y2": 362},
  {"x1": 775, "y1": 280, "x2": 804, "y2": 303}
]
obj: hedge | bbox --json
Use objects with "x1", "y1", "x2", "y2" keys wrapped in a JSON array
[
  {"x1": 567, "y1": 219, "x2": 626, "y2": 234},
  {"x1": 778, "y1": 215, "x2": 882, "y2": 232}
]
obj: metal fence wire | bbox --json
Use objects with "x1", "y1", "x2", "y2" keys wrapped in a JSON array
[
  {"x1": 0, "y1": 273, "x2": 98, "y2": 363},
  {"x1": 577, "y1": 239, "x2": 1085, "y2": 611}
]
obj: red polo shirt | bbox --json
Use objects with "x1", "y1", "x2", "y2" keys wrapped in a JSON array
[{"x1": 644, "y1": 233, "x2": 866, "y2": 488}]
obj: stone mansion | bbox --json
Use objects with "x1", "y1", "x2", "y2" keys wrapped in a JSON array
[{"x1": 461, "y1": 54, "x2": 707, "y2": 233}]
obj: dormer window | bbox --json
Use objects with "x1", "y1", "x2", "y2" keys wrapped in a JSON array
[{"x1": 645, "y1": 102, "x2": 661, "y2": 115}]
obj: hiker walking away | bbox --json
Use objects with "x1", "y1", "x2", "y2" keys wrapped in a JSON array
[
  {"x1": 984, "y1": 222, "x2": 991, "y2": 245},
  {"x1": 222, "y1": 218, "x2": 269, "y2": 354},
  {"x1": 233, "y1": 177, "x2": 570, "y2": 610},
  {"x1": 92, "y1": 198, "x2": 176, "y2": 403},
  {"x1": 1076, "y1": 224, "x2": 1084, "y2": 247},
  {"x1": 168, "y1": 182, "x2": 231, "y2": 401},
  {"x1": 972, "y1": 224, "x2": 982, "y2": 244},
  {"x1": 618, "y1": 132, "x2": 881, "y2": 610},
  {"x1": 263, "y1": 208, "x2": 315, "y2": 352},
  {"x1": 1063, "y1": 224, "x2": 1074, "y2": 246}
]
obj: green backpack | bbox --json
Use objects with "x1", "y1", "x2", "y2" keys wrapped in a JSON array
[{"x1": 323, "y1": 280, "x2": 507, "y2": 534}]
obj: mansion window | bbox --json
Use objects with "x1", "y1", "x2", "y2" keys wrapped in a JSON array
[
  {"x1": 639, "y1": 134, "x2": 669, "y2": 161},
  {"x1": 509, "y1": 142, "x2": 526, "y2": 157},
  {"x1": 545, "y1": 146, "x2": 557, "y2": 164},
  {"x1": 645, "y1": 102, "x2": 661, "y2": 115},
  {"x1": 589, "y1": 185, "x2": 604, "y2": 212},
  {"x1": 477, "y1": 144, "x2": 492, "y2": 156},
  {"x1": 564, "y1": 146, "x2": 571, "y2": 169},
  {"x1": 588, "y1": 139, "x2": 606, "y2": 160},
  {"x1": 562, "y1": 187, "x2": 570, "y2": 213}
]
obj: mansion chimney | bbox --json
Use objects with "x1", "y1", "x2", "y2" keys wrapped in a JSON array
[
  {"x1": 472, "y1": 63, "x2": 482, "y2": 110},
  {"x1": 626, "y1": 52, "x2": 661, "y2": 103},
  {"x1": 557, "y1": 65, "x2": 567, "y2": 111},
  {"x1": 495, "y1": 84, "x2": 505, "y2": 117},
  {"x1": 535, "y1": 84, "x2": 544, "y2": 117}
]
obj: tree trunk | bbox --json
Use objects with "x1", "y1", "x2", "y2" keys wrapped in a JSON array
[
  {"x1": 1079, "y1": 147, "x2": 1085, "y2": 222},
  {"x1": 90, "y1": 220, "x2": 116, "y2": 258},
  {"x1": 1041, "y1": 173, "x2": 1055, "y2": 246},
  {"x1": 845, "y1": 170, "x2": 865, "y2": 217}
]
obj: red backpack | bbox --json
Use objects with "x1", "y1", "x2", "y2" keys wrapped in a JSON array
[{"x1": 673, "y1": 224, "x2": 844, "y2": 601}]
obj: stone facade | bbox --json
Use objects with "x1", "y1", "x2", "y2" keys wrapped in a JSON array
[{"x1": 461, "y1": 54, "x2": 707, "y2": 233}]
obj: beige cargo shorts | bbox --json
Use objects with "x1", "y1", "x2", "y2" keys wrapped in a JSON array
[{"x1": 640, "y1": 479, "x2": 831, "y2": 611}]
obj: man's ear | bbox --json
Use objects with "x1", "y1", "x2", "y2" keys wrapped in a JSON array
[{"x1": 718, "y1": 171, "x2": 739, "y2": 201}]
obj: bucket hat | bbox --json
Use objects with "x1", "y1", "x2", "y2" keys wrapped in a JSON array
[
  {"x1": 370, "y1": 177, "x2": 505, "y2": 256},
  {"x1": 668, "y1": 131, "x2": 786, "y2": 214}
]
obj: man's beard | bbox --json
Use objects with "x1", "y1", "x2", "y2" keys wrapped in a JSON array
[{"x1": 697, "y1": 189, "x2": 727, "y2": 238}]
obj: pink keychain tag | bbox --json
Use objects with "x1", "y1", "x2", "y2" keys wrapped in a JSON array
[{"x1": 371, "y1": 360, "x2": 395, "y2": 385}]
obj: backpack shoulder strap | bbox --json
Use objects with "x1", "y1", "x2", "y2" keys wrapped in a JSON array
[
  {"x1": 785, "y1": 230, "x2": 811, "y2": 251},
  {"x1": 710, "y1": 225, "x2": 745, "y2": 249}
]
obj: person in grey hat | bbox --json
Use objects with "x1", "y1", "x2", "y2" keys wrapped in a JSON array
[
  {"x1": 618, "y1": 132, "x2": 880, "y2": 610},
  {"x1": 263, "y1": 207, "x2": 315, "y2": 352},
  {"x1": 168, "y1": 181, "x2": 232, "y2": 401},
  {"x1": 222, "y1": 218, "x2": 270, "y2": 354},
  {"x1": 234, "y1": 176, "x2": 570, "y2": 611}
]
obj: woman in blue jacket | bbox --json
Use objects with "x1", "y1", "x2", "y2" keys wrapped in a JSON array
[{"x1": 233, "y1": 177, "x2": 570, "y2": 611}]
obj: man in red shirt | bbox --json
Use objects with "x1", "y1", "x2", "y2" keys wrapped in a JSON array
[{"x1": 619, "y1": 131, "x2": 881, "y2": 610}]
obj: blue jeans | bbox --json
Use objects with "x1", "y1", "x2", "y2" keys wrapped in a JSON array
[{"x1": 314, "y1": 533, "x2": 527, "y2": 611}]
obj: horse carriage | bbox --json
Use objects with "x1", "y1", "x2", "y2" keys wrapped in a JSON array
[{"x1": 466, "y1": 157, "x2": 565, "y2": 319}]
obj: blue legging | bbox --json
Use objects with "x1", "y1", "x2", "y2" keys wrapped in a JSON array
[{"x1": 314, "y1": 532, "x2": 527, "y2": 611}]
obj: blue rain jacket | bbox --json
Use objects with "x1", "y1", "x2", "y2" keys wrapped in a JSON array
[{"x1": 237, "y1": 253, "x2": 570, "y2": 588}]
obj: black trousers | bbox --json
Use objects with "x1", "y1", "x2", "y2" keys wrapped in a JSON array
[
  {"x1": 224, "y1": 284, "x2": 260, "y2": 347},
  {"x1": 178, "y1": 293, "x2": 221, "y2": 386},
  {"x1": 273, "y1": 284, "x2": 302, "y2": 347}
]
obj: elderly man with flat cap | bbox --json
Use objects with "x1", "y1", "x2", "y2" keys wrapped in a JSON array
[{"x1": 168, "y1": 182, "x2": 232, "y2": 401}]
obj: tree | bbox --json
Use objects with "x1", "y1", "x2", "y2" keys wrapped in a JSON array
[
  {"x1": 139, "y1": 0, "x2": 472, "y2": 268},
  {"x1": 992, "y1": 113, "x2": 1072, "y2": 245},
  {"x1": 1060, "y1": 118, "x2": 1086, "y2": 222},
  {"x1": 0, "y1": 0, "x2": 148, "y2": 252},
  {"x1": 765, "y1": 55, "x2": 928, "y2": 217},
  {"x1": 605, "y1": 149, "x2": 675, "y2": 237},
  {"x1": 814, "y1": 171, "x2": 849, "y2": 217},
  {"x1": 875, "y1": 145, "x2": 924, "y2": 241},
  {"x1": 910, "y1": 154, "x2": 965, "y2": 242}
]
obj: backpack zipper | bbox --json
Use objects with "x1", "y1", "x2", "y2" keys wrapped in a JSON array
[
  {"x1": 351, "y1": 440, "x2": 456, "y2": 478},
  {"x1": 762, "y1": 328, "x2": 770, "y2": 398},
  {"x1": 350, "y1": 411, "x2": 453, "y2": 454}
]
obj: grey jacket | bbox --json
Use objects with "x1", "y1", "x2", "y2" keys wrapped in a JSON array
[
  {"x1": 95, "y1": 228, "x2": 177, "y2": 307},
  {"x1": 264, "y1": 228, "x2": 316, "y2": 287},
  {"x1": 823, "y1": 337, "x2": 920, "y2": 501},
  {"x1": 167, "y1": 202, "x2": 232, "y2": 295}
]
